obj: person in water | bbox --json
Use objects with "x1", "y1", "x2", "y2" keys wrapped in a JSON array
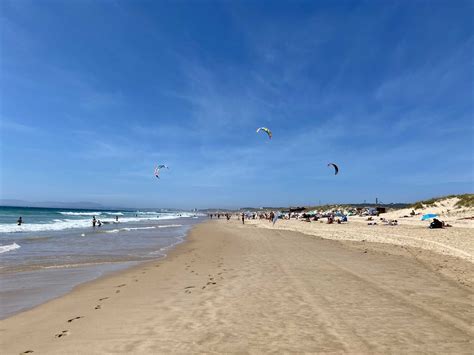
[
  {"x1": 115, "y1": 215, "x2": 119, "y2": 222},
  {"x1": 92, "y1": 216, "x2": 96, "y2": 227},
  {"x1": 17, "y1": 216, "x2": 23, "y2": 226},
  {"x1": 97, "y1": 220, "x2": 102, "y2": 227}
]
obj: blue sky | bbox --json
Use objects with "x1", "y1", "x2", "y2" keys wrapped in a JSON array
[{"x1": 1, "y1": 0, "x2": 472, "y2": 209}]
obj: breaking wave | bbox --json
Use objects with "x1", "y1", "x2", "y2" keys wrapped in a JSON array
[{"x1": 0, "y1": 243, "x2": 21, "y2": 254}]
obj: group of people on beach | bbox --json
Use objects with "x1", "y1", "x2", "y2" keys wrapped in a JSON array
[{"x1": 208, "y1": 211, "x2": 279, "y2": 225}]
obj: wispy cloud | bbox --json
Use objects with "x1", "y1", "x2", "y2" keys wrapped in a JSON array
[{"x1": 0, "y1": 118, "x2": 39, "y2": 134}]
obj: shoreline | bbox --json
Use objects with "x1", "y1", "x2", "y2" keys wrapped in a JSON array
[
  {"x1": 0, "y1": 261, "x2": 139, "y2": 320},
  {"x1": 2, "y1": 221, "x2": 472, "y2": 353},
  {"x1": 0, "y1": 219, "x2": 197, "y2": 320}
]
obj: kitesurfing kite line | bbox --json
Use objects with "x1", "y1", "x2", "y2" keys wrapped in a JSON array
[
  {"x1": 328, "y1": 163, "x2": 339, "y2": 175},
  {"x1": 256, "y1": 127, "x2": 272, "y2": 139}
]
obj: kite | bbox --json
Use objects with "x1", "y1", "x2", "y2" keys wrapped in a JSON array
[
  {"x1": 154, "y1": 165, "x2": 169, "y2": 179},
  {"x1": 256, "y1": 127, "x2": 272, "y2": 139},
  {"x1": 327, "y1": 163, "x2": 339, "y2": 175}
]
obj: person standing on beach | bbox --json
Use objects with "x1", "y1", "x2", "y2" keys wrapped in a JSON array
[
  {"x1": 241, "y1": 213, "x2": 245, "y2": 224},
  {"x1": 92, "y1": 216, "x2": 96, "y2": 228},
  {"x1": 17, "y1": 216, "x2": 22, "y2": 226}
]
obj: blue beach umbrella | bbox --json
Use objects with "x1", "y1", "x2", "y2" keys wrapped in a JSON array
[{"x1": 421, "y1": 213, "x2": 438, "y2": 221}]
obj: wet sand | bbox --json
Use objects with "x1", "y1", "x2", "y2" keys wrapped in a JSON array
[{"x1": 1, "y1": 221, "x2": 472, "y2": 354}]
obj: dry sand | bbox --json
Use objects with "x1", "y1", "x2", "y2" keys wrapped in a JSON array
[
  {"x1": 1, "y1": 221, "x2": 473, "y2": 354},
  {"x1": 249, "y1": 217, "x2": 474, "y2": 263}
]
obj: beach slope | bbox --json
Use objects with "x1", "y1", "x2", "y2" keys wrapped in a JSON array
[{"x1": 1, "y1": 221, "x2": 472, "y2": 354}]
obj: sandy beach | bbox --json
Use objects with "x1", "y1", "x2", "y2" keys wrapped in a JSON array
[
  {"x1": 246, "y1": 216, "x2": 474, "y2": 286},
  {"x1": 1, "y1": 221, "x2": 473, "y2": 354}
]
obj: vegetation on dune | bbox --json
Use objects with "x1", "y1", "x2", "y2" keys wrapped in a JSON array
[
  {"x1": 455, "y1": 194, "x2": 474, "y2": 208},
  {"x1": 411, "y1": 194, "x2": 474, "y2": 209},
  {"x1": 411, "y1": 202, "x2": 424, "y2": 210},
  {"x1": 229, "y1": 195, "x2": 473, "y2": 212}
]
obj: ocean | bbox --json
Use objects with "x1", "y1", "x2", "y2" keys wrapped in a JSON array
[{"x1": 0, "y1": 206, "x2": 203, "y2": 319}]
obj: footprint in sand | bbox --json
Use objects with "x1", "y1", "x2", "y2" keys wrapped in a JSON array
[
  {"x1": 184, "y1": 286, "x2": 195, "y2": 289},
  {"x1": 95, "y1": 305, "x2": 101, "y2": 310},
  {"x1": 115, "y1": 290, "x2": 120, "y2": 294},
  {"x1": 55, "y1": 330, "x2": 69, "y2": 338},
  {"x1": 21, "y1": 351, "x2": 34, "y2": 354},
  {"x1": 67, "y1": 316, "x2": 83, "y2": 323},
  {"x1": 99, "y1": 297, "x2": 109, "y2": 301},
  {"x1": 116, "y1": 284, "x2": 126, "y2": 288}
]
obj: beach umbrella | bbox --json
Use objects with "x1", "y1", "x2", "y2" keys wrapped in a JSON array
[{"x1": 421, "y1": 213, "x2": 438, "y2": 221}]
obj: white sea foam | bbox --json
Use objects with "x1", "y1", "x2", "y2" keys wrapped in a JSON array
[
  {"x1": 59, "y1": 211, "x2": 103, "y2": 216},
  {"x1": 157, "y1": 214, "x2": 195, "y2": 220},
  {"x1": 105, "y1": 229, "x2": 121, "y2": 233},
  {"x1": 157, "y1": 224, "x2": 183, "y2": 228},
  {"x1": 0, "y1": 219, "x2": 92, "y2": 233},
  {"x1": 60, "y1": 211, "x2": 126, "y2": 216},
  {"x1": 149, "y1": 234, "x2": 186, "y2": 256},
  {"x1": 105, "y1": 226, "x2": 156, "y2": 233},
  {"x1": 0, "y1": 243, "x2": 21, "y2": 254},
  {"x1": 135, "y1": 211, "x2": 202, "y2": 218},
  {"x1": 0, "y1": 213, "x2": 193, "y2": 233},
  {"x1": 123, "y1": 227, "x2": 156, "y2": 231}
]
